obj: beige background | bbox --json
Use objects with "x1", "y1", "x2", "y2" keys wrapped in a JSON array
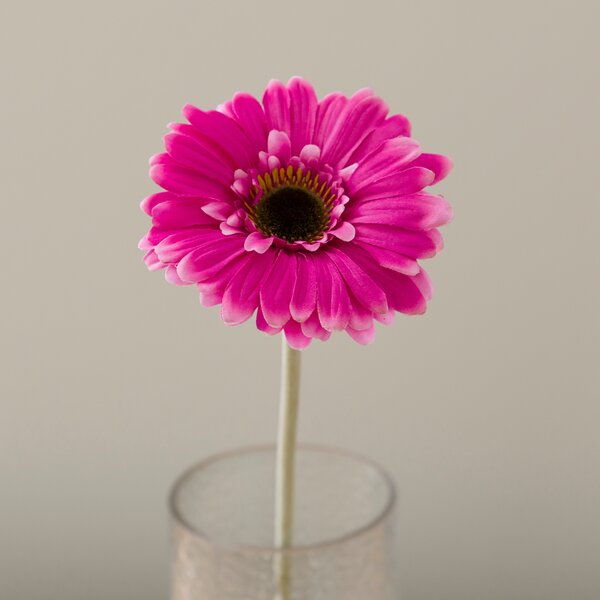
[{"x1": 2, "y1": 1, "x2": 599, "y2": 598}]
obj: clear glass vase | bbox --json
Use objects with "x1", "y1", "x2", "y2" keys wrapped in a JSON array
[{"x1": 169, "y1": 445, "x2": 397, "y2": 599}]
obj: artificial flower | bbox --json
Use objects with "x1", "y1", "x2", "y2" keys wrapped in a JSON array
[{"x1": 139, "y1": 77, "x2": 452, "y2": 349}]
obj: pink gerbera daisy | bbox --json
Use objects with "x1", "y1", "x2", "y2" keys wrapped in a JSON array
[{"x1": 139, "y1": 77, "x2": 452, "y2": 349}]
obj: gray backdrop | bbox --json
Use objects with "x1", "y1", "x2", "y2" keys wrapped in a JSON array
[{"x1": 2, "y1": 1, "x2": 599, "y2": 599}]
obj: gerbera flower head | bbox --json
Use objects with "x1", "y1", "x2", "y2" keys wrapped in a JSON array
[{"x1": 139, "y1": 77, "x2": 453, "y2": 349}]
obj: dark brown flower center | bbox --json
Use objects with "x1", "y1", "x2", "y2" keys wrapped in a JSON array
[{"x1": 252, "y1": 186, "x2": 329, "y2": 243}]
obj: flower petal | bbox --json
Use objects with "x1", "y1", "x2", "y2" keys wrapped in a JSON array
[
  {"x1": 283, "y1": 320, "x2": 312, "y2": 350},
  {"x1": 155, "y1": 229, "x2": 221, "y2": 263},
  {"x1": 353, "y1": 167, "x2": 435, "y2": 202},
  {"x1": 177, "y1": 235, "x2": 246, "y2": 283},
  {"x1": 346, "y1": 192, "x2": 453, "y2": 230},
  {"x1": 201, "y1": 201, "x2": 234, "y2": 221},
  {"x1": 165, "y1": 265, "x2": 190, "y2": 286},
  {"x1": 347, "y1": 324, "x2": 376, "y2": 345},
  {"x1": 221, "y1": 250, "x2": 277, "y2": 325},
  {"x1": 313, "y1": 254, "x2": 351, "y2": 331},
  {"x1": 287, "y1": 76, "x2": 318, "y2": 155},
  {"x1": 409, "y1": 153, "x2": 453, "y2": 184},
  {"x1": 260, "y1": 250, "x2": 297, "y2": 327},
  {"x1": 256, "y1": 307, "x2": 282, "y2": 335},
  {"x1": 262, "y1": 80, "x2": 290, "y2": 135},
  {"x1": 151, "y1": 199, "x2": 219, "y2": 229},
  {"x1": 324, "y1": 247, "x2": 388, "y2": 314},
  {"x1": 140, "y1": 192, "x2": 174, "y2": 216},
  {"x1": 300, "y1": 311, "x2": 332, "y2": 341},
  {"x1": 329, "y1": 221, "x2": 356, "y2": 242},
  {"x1": 299, "y1": 144, "x2": 321, "y2": 163},
  {"x1": 348, "y1": 114, "x2": 412, "y2": 163},
  {"x1": 143, "y1": 249, "x2": 164, "y2": 271},
  {"x1": 230, "y1": 92, "x2": 269, "y2": 155},
  {"x1": 353, "y1": 241, "x2": 420, "y2": 276},
  {"x1": 196, "y1": 253, "x2": 251, "y2": 304},
  {"x1": 313, "y1": 92, "x2": 347, "y2": 149},
  {"x1": 354, "y1": 223, "x2": 443, "y2": 258},
  {"x1": 321, "y1": 91, "x2": 388, "y2": 168},
  {"x1": 346, "y1": 137, "x2": 421, "y2": 194},
  {"x1": 339, "y1": 244, "x2": 428, "y2": 315},
  {"x1": 290, "y1": 252, "x2": 317, "y2": 323},
  {"x1": 168, "y1": 122, "x2": 238, "y2": 170},
  {"x1": 244, "y1": 232, "x2": 274, "y2": 254},
  {"x1": 267, "y1": 130, "x2": 292, "y2": 165},
  {"x1": 164, "y1": 133, "x2": 234, "y2": 185},
  {"x1": 150, "y1": 156, "x2": 238, "y2": 200},
  {"x1": 182, "y1": 105, "x2": 256, "y2": 169}
]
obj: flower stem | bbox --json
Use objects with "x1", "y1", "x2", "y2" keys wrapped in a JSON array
[{"x1": 274, "y1": 336, "x2": 301, "y2": 600}]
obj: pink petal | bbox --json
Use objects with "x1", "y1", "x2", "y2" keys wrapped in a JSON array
[
  {"x1": 299, "y1": 144, "x2": 320, "y2": 163},
  {"x1": 340, "y1": 244, "x2": 428, "y2": 315},
  {"x1": 145, "y1": 225, "x2": 197, "y2": 247},
  {"x1": 353, "y1": 167, "x2": 435, "y2": 202},
  {"x1": 347, "y1": 324, "x2": 376, "y2": 345},
  {"x1": 138, "y1": 233, "x2": 152, "y2": 250},
  {"x1": 287, "y1": 77, "x2": 318, "y2": 155},
  {"x1": 168, "y1": 122, "x2": 237, "y2": 169},
  {"x1": 283, "y1": 320, "x2": 312, "y2": 350},
  {"x1": 244, "y1": 231, "x2": 274, "y2": 254},
  {"x1": 196, "y1": 253, "x2": 251, "y2": 301},
  {"x1": 149, "y1": 153, "x2": 169, "y2": 166},
  {"x1": 409, "y1": 153, "x2": 453, "y2": 184},
  {"x1": 348, "y1": 114, "x2": 412, "y2": 163},
  {"x1": 329, "y1": 221, "x2": 356, "y2": 242},
  {"x1": 182, "y1": 105, "x2": 256, "y2": 169},
  {"x1": 346, "y1": 137, "x2": 421, "y2": 194},
  {"x1": 324, "y1": 247, "x2": 388, "y2": 314},
  {"x1": 313, "y1": 92, "x2": 347, "y2": 149},
  {"x1": 151, "y1": 199, "x2": 219, "y2": 229},
  {"x1": 346, "y1": 192, "x2": 453, "y2": 230},
  {"x1": 143, "y1": 249, "x2": 164, "y2": 271},
  {"x1": 230, "y1": 92, "x2": 269, "y2": 155},
  {"x1": 155, "y1": 229, "x2": 221, "y2": 263},
  {"x1": 164, "y1": 133, "x2": 234, "y2": 185},
  {"x1": 177, "y1": 235, "x2": 246, "y2": 283},
  {"x1": 140, "y1": 192, "x2": 174, "y2": 216},
  {"x1": 353, "y1": 241, "x2": 420, "y2": 276},
  {"x1": 150, "y1": 156, "x2": 238, "y2": 200},
  {"x1": 321, "y1": 92, "x2": 388, "y2": 168},
  {"x1": 289, "y1": 252, "x2": 317, "y2": 322},
  {"x1": 347, "y1": 297, "x2": 374, "y2": 331},
  {"x1": 260, "y1": 250, "x2": 297, "y2": 327},
  {"x1": 201, "y1": 201, "x2": 234, "y2": 221},
  {"x1": 256, "y1": 307, "x2": 282, "y2": 335},
  {"x1": 165, "y1": 265, "x2": 190, "y2": 286},
  {"x1": 267, "y1": 130, "x2": 292, "y2": 165},
  {"x1": 374, "y1": 310, "x2": 395, "y2": 325},
  {"x1": 354, "y1": 223, "x2": 443, "y2": 258},
  {"x1": 262, "y1": 80, "x2": 290, "y2": 135},
  {"x1": 313, "y1": 254, "x2": 351, "y2": 331},
  {"x1": 199, "y1": 290, "x2": 223, "y2": 307},
  {"x1": 221, "y1": 250, "x2": 277, "y2": 325},
  {"x1": 300, "y1": 311, "x2": 332, "y2": 341},
  {"x1": 216, "y1": 100, "x2": 234, "y2": 118},
  {"x1": 413, "y1": 268, "x2": 434, "y2": 301}
]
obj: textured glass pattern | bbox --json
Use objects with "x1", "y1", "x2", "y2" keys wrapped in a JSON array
[{"x1": 169, "y1": 446, "x2": 396, "y2": 599}]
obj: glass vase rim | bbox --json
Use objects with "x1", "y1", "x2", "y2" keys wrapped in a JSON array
[{"x1": 168, "y1": 442, "x2": 396, "y2": 555}]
